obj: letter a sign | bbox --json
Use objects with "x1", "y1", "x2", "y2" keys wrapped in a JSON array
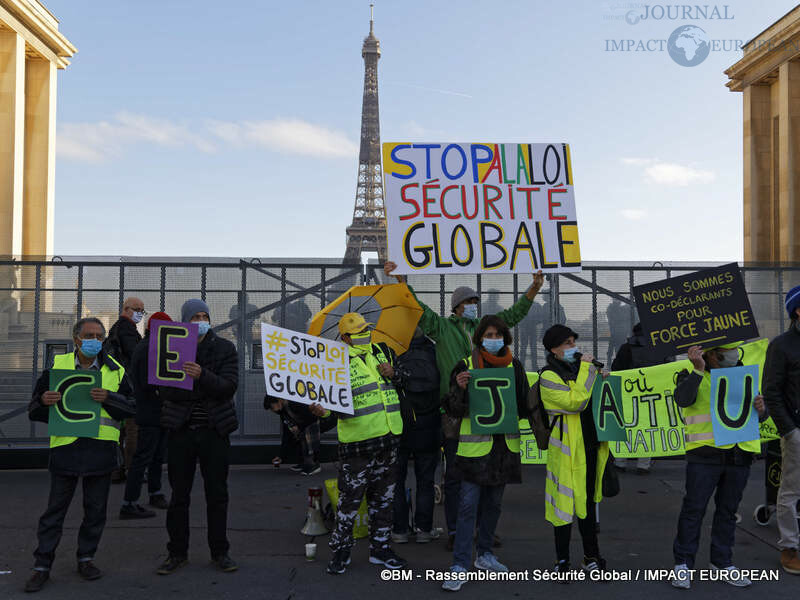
[
  {"x1": 591, "y1": 375, "x2": 627, "y2": 442},
  {"x1": 148, "y1": 320, "x2": 199, "y2": 390},
  {"x1": 468, "y1": 368, "x2": 518, "y2": 434}
]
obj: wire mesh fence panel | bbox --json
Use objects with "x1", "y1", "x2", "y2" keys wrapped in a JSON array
[{"x1": 1, "y1": 258, "x2": 799, "y2": 448}]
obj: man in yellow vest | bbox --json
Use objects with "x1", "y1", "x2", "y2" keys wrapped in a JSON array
[
  {"x1": 671, "y1": 342, "x2": 767, "y2": 589},
  {"x1": 309, "y1": 312, "x2": 407, "y2": 575},
  {"x1": 24, "y1": 317, "x2": 136, "y2": 593}
]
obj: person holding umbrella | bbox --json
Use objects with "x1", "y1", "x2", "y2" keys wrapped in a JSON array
[
  {"x1": 309, "y1": 312, "x2": 407, "y2": 575},
  {"x1": 384, "y1": 261, "x2": 544, "y2": 549}
]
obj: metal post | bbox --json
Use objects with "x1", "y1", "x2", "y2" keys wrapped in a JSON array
[
  {"x1": 592, "y1": 269, "x2": 598, "y2": 357},
  {"x1": 30, "y1": 264, "x2": 41, "y2": 437},
  {"x1": 321, "y1": 267, "x2": 327, "y2": 308},
  {"x1": 629, "y1": 269, "x2": 636, "y2": 325},
  {"x1": 513, "y1": 273, "x2": 519, "y2": 359},
  {"x1": 76, "y1": 264, "x2": 84, "y2": 319},
  {"x1": 160, "y1": 266, "x2": 166, "y2": 311},
  {"x1": 779, "y1": 268, "x2": 785, "y2": 333},
  {"x1": 439, "y1": 274, "x2": 446, "y2": 316},
  {"x1": 201, "y1": 266, "x2": 207, "y2": 301},
  {"x1": 280, "y1": 267, "x2": 287, "y2": 327},
  {"x1": 118, "y1": 265, "x2": 125, "y2": 313},
  {"x1": 476, "y1": 274, "x2": 482, "y2": 317},
  {"x1": 236, "y1": 266, "x2": 248, "y2": 434}
]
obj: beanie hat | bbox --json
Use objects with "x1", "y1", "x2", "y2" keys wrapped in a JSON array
[
  {"x1": 786, "y1": 285, "x2": 800, "y2": 320},
  {"x1": 146, "y1": 311, "x2": 172, "y2": 331},
  {"x1": 451, "y1": 286, "x2": 479, "y2": 312},
  {"x1": 542, "y1": 324, "x2": 579, "y2": 351},
  {"x1": 181, "y1": 299, "x2": 210, "y2": 323}
]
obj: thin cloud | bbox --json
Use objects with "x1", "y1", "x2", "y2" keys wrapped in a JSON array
[
  {"x1": 207, "y1": 118, "x2": 357, "y2": 158},
  {"x1": 386, "y1": 81, "x2": 473, "y2": 99},
  {"x1": 620, "y1": 209, "x2": 647, "y2": 220},
  {"x1": 57, "y1": 113, "x2": 358, "y2": 163},
  {"x1": 621, "y1": 157, "x2": 716, "y2": 187},
  {"x1": 57, "y1": 111, "x2": 214, "y2": 163}
]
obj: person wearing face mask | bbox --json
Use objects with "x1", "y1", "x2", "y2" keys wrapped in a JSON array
[
  {"x1": 763, "y1": 285, "x2": 800, "y2": 574},
  {"x1": 384, "y1": 261, "x2": 544, "y2": 549},
  {"x1": 105, "y1": 297, "x2": 146, "y2": 484},
  {"x1": 308, "y1": 312, "x2": 406, "y2": 575},
  {"x1": 440, "y1": 315, "x2": 531, "y2": 591},
  {"x1": 120, "y1": 311, "x2": 173, "y2": 519},
  {"x1": 670, "y1": 342, "x2": 768, "y2": 589},
  {"x1": 24, "y1": 318, "x2": 136, "y2": 593},
  {"x1": 157, "y1": 299, "x2": 239, "y2": 575},
  {"x1": 539, "y1": 324, "x2": 608, "y2": 577}
]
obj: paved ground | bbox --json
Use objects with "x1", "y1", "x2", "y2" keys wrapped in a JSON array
[{"x1": 0, "y1": 459, "x2": 795, "y2": 599}]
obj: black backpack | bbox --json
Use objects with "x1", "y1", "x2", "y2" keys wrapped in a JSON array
[{"x1": 526, "y1": 367, "x2": 555, "y2": 450}]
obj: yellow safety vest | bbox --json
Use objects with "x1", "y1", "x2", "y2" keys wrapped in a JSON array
[
  {"x1": 682, "y1": 370, "x2": 760, "y2": 454},
  {"x1": 456, "y1": 357, "x2": 521, "y2": 458},
  {"x1": 49, "y1": 353, "x2": 124, "y2": 449},
  {"x1": 540, "y1": 361, "x2": 608, "y2": 526},
  {"x1": 337, "y1": 345, "x2": 403, "y2": 444}
]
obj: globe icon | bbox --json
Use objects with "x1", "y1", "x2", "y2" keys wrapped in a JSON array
[{"x1": 667, "y1": 25, "x2": 710, "y2": 67}]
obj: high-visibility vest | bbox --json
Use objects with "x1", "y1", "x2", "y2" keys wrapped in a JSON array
[
  {"x1": 337, "y1": 344, "x2": 403, "y2": 444},
  {"x1": 456, "y1": 356, "x2": 520, "y2": 458},
  {"x1": 49, "y1": 353, "x2": 124, "y2": 449},
  {"x1": 539, "y1": 361, "x2": 609, "y2": 526},
  {"x1": 682, "y1": 370, "x2": 760, "y2": 454}
]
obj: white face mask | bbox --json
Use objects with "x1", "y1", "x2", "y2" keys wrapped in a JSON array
[
  {"x1": 462, "y1": 303, "x2": 478, "y2": 320},
  {"x1": 131, "y1": 310, "x2": 144, "y2": 324},
  {"x1": 717, "y1": 349, "x2": 739, "y2": 368}
]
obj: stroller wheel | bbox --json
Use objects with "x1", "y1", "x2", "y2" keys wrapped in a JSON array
[
  {"x1": 753, "y1": 504, "x2": 773, "y2": 526},
  {"x1": 434, "y1": 484, "x2": 443, "y2": 505}
]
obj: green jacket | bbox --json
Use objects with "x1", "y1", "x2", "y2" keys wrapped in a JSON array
[{"x1": 408, "y1": 286, "x2": 533, "y2": 400}]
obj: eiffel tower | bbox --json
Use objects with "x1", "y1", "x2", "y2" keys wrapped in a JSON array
[{"x1": 344, "y1": 5, "x2": 387, "y2": 263}]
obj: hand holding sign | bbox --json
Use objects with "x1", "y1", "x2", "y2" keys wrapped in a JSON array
[
  {"x1": 41, "y1": 391, "x2": 61, "y2": 406},
  {"x1": 89, "y1": 388, "x2": 109, "y2": 403}
]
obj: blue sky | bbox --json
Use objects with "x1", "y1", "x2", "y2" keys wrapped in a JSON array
[{"x1": 45, "y1": 0, "x2": 798, "y2": 261}]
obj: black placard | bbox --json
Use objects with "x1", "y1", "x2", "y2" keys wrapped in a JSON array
[{"x1": 633, "y1": 263, "x2": 759, "y2": 359}]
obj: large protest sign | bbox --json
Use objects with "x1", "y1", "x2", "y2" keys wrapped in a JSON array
[
  {"x1": 591, "y1": 376, "x2": 627, "y2": 442},
  {"x1": 48, "y1": 370, "x2": 102, "y2": 437},
  {"x1": 382, "y1": 143, "x2": 581, "y2": 274},
  {"x1": 710, "y1": 365, "x2": 760, "y2": 446},
  {"x1": 261, "y1": 323, "x2": 353, "y2": 415},
  {"x1": 148, "y1": 320, "x2": 198, "y2": 390},
  {"x1": 633, "y1": 263, "x2": 758, "y2": 359},
  {"x1": 468, "y1": 368, "x2": 518, "y2": 434}
]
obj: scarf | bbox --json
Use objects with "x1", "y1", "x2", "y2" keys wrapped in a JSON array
[{"x1": 476, "y1": 347, "x2": 513, "y2": 368}]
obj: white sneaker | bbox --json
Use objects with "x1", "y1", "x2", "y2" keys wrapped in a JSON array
[
  {"x1": 391, "y1": 531, "x2": 409, "y2": 544},
  {"x1": 442, "y1": 565, "x2": 467, "y2": 592},
  {"x1": 474, "y1": 553, "x2": 508, "y2": 572},
  {"x1": 415, "y1": 528, "x2": 442, "y2": 543},
  {"x1": 710, "y1": 564, "x2": 752, "y2": 587},
  {"x1": 670, "y1": 564, "x2": 691, "y2": 589}
]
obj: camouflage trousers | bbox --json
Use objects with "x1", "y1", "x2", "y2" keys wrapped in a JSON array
[{"x1": 329, "y1": 447, "x2": 398, "y2": 553}]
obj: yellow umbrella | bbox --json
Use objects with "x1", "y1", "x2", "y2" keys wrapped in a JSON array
[{"x1": 308, "y1": 283, "x2": 422, "y2": 355}]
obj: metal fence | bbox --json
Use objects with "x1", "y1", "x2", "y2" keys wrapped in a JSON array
[{"x1": 1, "y1": 257, "x2": 798, "y2": 449}]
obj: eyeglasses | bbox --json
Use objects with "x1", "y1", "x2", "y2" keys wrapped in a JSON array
[{"x1": 126, "y1": 307, "x2": 147, "y2": 315}]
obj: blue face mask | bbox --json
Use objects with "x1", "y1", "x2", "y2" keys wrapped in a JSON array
[
  {"x1": 196, "y1": 321, "x2": 211, "y2": 336},
  {"x1": 79, "y1": 338, "x2": 102, "y2": 358},
  {"x1": 462, "y1": 303, "x2": 478, "y2": 320},
  {"x1": 482, "y1": 338, "x2": 504, "y2": 355},
  {"x1": 562, "y1": 347, "x2": 579, "y2": 364}
]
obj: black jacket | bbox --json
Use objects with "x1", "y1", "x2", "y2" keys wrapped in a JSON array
[
  {"x1": 395, "y1": 335, "x2": 440, "y2": 417},
  {"x1": 130, "y1": 333, "x2": 162, "y2": 427},
  {"x1": 763, "y1": 326, "x2": 800, "y2": 437},
  {"x1": 443, "y1": 351, "x2": 531, "y2": 486},
  {"x1": 105, "y1": 316, "x2": 142, "y2": 369},
  {"x1": 28, "y1": 351, "x2": 136, "y2": 475},
  {"x1": 675, "y1": 363, "x2": 767, "y2": 465},
  {"x1": 160, "y1": 330, "x2": 239, "y2": 436}
]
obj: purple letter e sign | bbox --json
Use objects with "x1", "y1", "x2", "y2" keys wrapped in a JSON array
[{"x1": 148, "y1": 320, "x2": 199, "y2": 390}]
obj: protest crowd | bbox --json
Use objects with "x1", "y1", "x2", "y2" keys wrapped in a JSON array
[{"x1": 18, "y1": 260, "x2": 800, "y2": 594}]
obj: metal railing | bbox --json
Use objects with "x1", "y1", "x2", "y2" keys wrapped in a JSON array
[{"x1": 0, "y1": 257, "x2": 797, "y2": 449}]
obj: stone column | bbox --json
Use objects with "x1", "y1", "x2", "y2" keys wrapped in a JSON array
[
  {"x1": 743, "y1": 83, "x2": 772, "y2": 262},
  {"x1": 778, "y1": 60, "x2": 800, "y2": 262},
  {"x1": 22, "y1": 57, "x2": 56, "y2": 258},
  {"x1": 0, "y1": 29, "x2": 24, "y2": 257}
]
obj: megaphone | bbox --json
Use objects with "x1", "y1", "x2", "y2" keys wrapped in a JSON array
[{"x1": 301, "y1": 486, "x2": 329, "y2": 536}]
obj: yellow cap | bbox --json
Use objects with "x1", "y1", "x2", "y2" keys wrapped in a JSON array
[
  {"x1": 338, "y1": 312, "x2": 372, "y2": 336},
  {"x1": 713, "y1": 341, "x2": 743, "y2": 350}
]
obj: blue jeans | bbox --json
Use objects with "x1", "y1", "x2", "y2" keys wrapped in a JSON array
[
  {"x1": 673, "y1": 461, "x2": 750, "y2": 569},
  {"x1": 443, "y1": 438, "x2": 461, "y2": 535},
  {"x1": 452, "y1": 481, "x2": 505, "y2": 569},
  {"x1": 393, "y1": 446, "x2": 438, "y2": 533}
]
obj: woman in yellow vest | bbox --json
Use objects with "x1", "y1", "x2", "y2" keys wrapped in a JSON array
[
  {"x1": 309, "y1": 312, "x2": 407, "y2": 576},
  {"x1": 440, "y1": 315, "x2": 531, "y2": 592},
  {"x1": 670, "y1": 343, "x2": 767, "y2": 589},
  {"x1": 25, "y1": 317, "x2": 135, "y2": 593},
  {"x1": 539, "y1": 324, "x2": 608, "y2": 576}
]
